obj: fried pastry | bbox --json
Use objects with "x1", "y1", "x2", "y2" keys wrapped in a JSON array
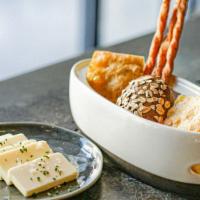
[{"x1": 87, "y1": 51, "x2": 144, "y2": 102}]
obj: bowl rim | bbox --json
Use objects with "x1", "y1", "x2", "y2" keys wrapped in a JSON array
[{"x1": 71, "y1": 58, "x2": 200, "y2": 137}]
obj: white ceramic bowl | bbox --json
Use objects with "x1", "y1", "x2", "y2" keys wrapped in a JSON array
[{"x1": 69, "y1": 59, "x2": 200, "y2": 185}]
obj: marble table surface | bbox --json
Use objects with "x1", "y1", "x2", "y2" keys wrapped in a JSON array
[{"x1": 0, "y1": 16, "x2": 200, "y2": 200}]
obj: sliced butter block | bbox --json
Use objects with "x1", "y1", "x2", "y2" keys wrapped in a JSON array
[
  {"x1": 0, "y1": 139, "x2": 35, "y2": 181},
  {"x1": 9, "y1": 152, "x2": 78, "y2": 197},
  {"x1": 0, "y1": 133, "x2": 27, "y2": 181},
  {"x1": 0, "y1": 141, "x2": 52, "y2": 185},
  {"x1": 0, "y1": 134, "x2": 13, "y2": 179},
  {"x1": 0, "y1": 133, "x2": 12, "y2": 140},
  {"x1": 0, "y1": 134, "x2": 27, "y2": 149},
  {"x1": 0, "y1": 134, "x2": 13, "y2": 147},
  {"x1": 0, "y1": 139, "x2": 36, "y2": 154}
]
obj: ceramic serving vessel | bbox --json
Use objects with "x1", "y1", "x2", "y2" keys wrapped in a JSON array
[{"x1": 69, "y1": 59, "x2": 200, "y2": 194}]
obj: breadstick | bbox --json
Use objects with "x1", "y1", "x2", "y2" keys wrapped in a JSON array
[
  {"x1": 152, "y1": 38, "x2": 169, "y2": 76},
  {"x1": 162, "y1": 0, "x2": 188, "y2": 82},
  {"x1": 153, "y1": 1, "x2": 179, "y2": 77},
  {"x1": 144, "y1": 0, "x2": 171, "y2": 75}
]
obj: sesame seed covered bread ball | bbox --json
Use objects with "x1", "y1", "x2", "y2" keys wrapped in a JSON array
[{"x1": 116, "y1": 76, "x2": 174, "y2": 123}]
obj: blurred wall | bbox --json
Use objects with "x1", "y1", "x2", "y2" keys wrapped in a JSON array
[
  {"x1": 99, "y1": 0, "x2": 160, "y2": 46},
  {"x1": 0, "y1": 0, "x2": 83, "y2": 81},
  {"x1": 0, "y1": 0, "x2": 199, "y2": 81}
]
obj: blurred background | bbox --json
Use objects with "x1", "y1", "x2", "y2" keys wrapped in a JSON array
[{"x1": 0, "y1": 0, "x2": 199, "y2": 81}]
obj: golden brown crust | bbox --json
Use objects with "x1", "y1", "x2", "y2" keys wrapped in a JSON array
[{"x1": 87, "y1": 51, "x2": 144, "y2": 102}]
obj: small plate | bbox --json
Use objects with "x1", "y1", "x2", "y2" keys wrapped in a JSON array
[{"x1": 0, "y1": 122, "x2": 103, "y2": 200}]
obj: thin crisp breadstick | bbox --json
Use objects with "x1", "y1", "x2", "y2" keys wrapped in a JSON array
[
  {"x1": 162, "y1": 0, "x2": 187, "y2": 82},
  {"x1": 144, "y1": 0, "x2": 171, "y2": 75},
  {"x1": 153, "y1": 1, "x2": 179, "y2": 77},
  {"x1": 152, "y1": 38, "x2": 169, "y2": 76}
]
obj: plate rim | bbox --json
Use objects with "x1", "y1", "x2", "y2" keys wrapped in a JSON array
[{"x1": 0, "y1": 121, "x2": 103, "y2": 200}]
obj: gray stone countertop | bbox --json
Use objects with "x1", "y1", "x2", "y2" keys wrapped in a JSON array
[{"x1": 0, "y1": 16, "x2": 200, "y2": 200}]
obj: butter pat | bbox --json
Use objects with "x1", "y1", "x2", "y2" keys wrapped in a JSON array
[
  {"x1": 0, "y1": 139, "x2": 36, "y2": 154},
  {"x1": 0, "y1": 134, "x2": 27, "y2": 149},
  {"x1": 9, "y1": 153, "x2": 78, "y2": 197},
  {"x1": 0, "y1": 133, "x2": 12, "y2": 140},
  {"x1": 0, "y1": 141, "x2": 52, "y2": 185},
  {"x1": 0, "y1": 133, "x2": 26, "y2": 181},
  {"x1": 0, "y1": 139, "x2": 36, "y2": 180}
]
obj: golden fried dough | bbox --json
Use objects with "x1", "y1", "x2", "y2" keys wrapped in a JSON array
[{"x1": 86, "y1": 51, "x2": 144, "y2": 102}]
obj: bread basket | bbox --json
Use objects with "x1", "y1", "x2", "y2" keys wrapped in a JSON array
[{"x1": 69, "y1": 59, "x2": 200, "y2": 195}]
